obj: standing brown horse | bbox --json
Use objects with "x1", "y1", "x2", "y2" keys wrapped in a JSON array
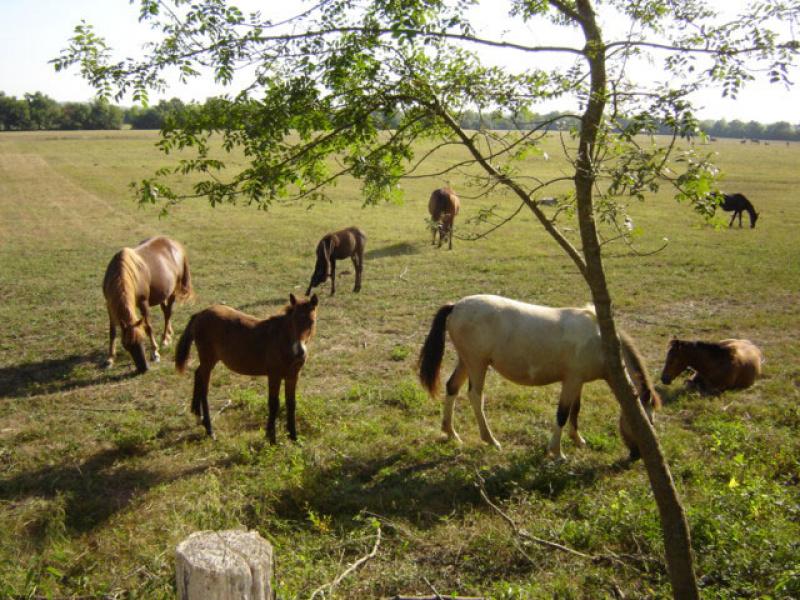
[
  {"x1": 305, "y1": 226, "x2": 366, "y2": 296},
  {"x1": 428, "y1": 187, "x2": 460, "y2": 250},
  {"x1": 102, "y1": 236, "x2": 193, "y2": 373},
  {"x1": 660, "y1": 338, "x2": 763, "y2": 394},
  {"x1": 175, "y1": 294, "x2": 319, "y2": 441}
]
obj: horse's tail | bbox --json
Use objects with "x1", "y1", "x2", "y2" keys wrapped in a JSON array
[
  {"x1": 175, "y1": 313, "x2": 198, "y2": 374},
  {"x1": 418, "y1": 304, "x2": 455, "y2": 397},
  {"x1": 176, "y1": 253, "x2": 194, "y2": 302},
  {"x1": 619, "y1": 331, "x2": 661, "y2": 410}
]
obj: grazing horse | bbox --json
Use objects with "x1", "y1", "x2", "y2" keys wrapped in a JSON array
[
  {"x1": 418, "y1": 295, "x2": 660, "y2": 460},
  {"x1": 175, "y1": 294, "x2": 318, "y2": 441},
  {"x1": 102, "y1": 236, "x2": 193, "y2": 373},
  {"x1": 428, "y1": 187, "x2": 460, "y2": 249},
  {"x1": 716, "y1": 192, "x2": 758, "y2": 228},
  {"x1": 660, "y1": 338, "x2": 763, "y2": 395},
  {"x1": 305, "y1": 227, "x2": 366, "y2": 296}
]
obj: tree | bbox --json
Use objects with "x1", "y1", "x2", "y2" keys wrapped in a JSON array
[
  {"x1": 0, "y1": 92, "x2": 30, "y2": 131},
  {"x1": 25, "y1": 92, "x2": 62, "y2": 130},
  {"x1": 53, "y1": 1, "x2": 799, "y2": 596}
]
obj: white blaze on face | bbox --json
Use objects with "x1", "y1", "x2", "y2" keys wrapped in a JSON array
[{"x1": 292, "y1": 340, "x2": 307, "y2": 358}]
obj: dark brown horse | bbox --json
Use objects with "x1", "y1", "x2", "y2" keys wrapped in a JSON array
[
  {"x1": 305, "y1": 226, "x2": 366, "y2": 296},
  {"x1": 175, "y1": 294, "x2": 319, "y2": 441},
  {"x1": 102, "y1": 236, "x2": 193, "y2": 373},
  {"x1": 716, "y1": 192, "x2": 759, "y2": 228},
  {"x1": 660, "y1": 338, "x2": 763, "y2": 395},
  {"x1": 428, "y1": 187, "x2": 460, "y2": 249}
]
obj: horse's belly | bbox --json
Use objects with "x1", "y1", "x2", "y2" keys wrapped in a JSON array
[{"x1": 490, "y1": 355, "x2": 564, "y2": 386}]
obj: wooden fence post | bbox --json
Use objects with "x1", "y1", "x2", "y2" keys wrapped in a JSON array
[{"x1": 176, "y1": 529, "x2": 274, "y2": 599}]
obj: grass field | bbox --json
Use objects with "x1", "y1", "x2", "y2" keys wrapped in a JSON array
[{"x1": 1, "y1": 130, "x2": 798, "y2": 599}]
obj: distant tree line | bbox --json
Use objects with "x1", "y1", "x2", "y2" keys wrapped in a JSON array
[{"x1": 2, "y1": 91, "x2": 799, "y2": 141}]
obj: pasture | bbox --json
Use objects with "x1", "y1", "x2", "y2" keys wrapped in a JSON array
[{"x1": 1, "y1": 130, "x2": 798, "y2": 598}]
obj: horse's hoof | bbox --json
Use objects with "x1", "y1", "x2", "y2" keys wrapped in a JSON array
[
  {"x1": 441, "y1": 431, "x2": 462, "y2": 444},
  {"x1": 151, "y1": 353, "x2": 161, "y2": 363},
  {"x1": 103, "y1": 359, "x2": 114, "y2": 369},
  {"x1": 570, "y1": 432, "x2": 587, "y2": 448}
]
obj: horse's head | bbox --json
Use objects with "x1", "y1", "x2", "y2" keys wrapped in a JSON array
[
  {"x1": 660, "y1": 339, "x2": 688, "y2": 385},
  {"x1": 307, "y1": 238, "x2": 334, "y2": 294},
  {"x1": 286, "y1": 293, "x2": 318, "y2": 363},
  {"x1": 751, "y1": 211, "x2": 759, "y2": 228},
  {"x1": 121, "y1": 318, "x2": 148, "y2": 373}
]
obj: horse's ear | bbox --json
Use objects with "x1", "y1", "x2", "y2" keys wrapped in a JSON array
[
  {"x1": 289, "y1": 293, "x2": 297, "y2": 306},
  {"x1": 310, "y1": 293, "x2": 319, "y2": 307}
]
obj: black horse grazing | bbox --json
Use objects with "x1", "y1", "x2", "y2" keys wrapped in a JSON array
[
  {"x1": 717, "y1": 192, "x2": 758, "y2": 228},
  {"x1": 306, "y1": 226, "x2": 367, "y2": 296}
]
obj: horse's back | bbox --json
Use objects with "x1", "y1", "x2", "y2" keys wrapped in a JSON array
[
  {"x1": 329, "y1": 226, "x2": 366, "y2": 258},
  {"x1": 720, "y1": 339, "x2": 763, "y2": 388},
  {"x1": 429, "y1": 187, "x2": 459, "y2": 219},
  {"x1": 133, "y1": 236, "x2": 188, "y2": 304},
  {"x1": 447, "y1": 295, "x2": 603, "y2": 385}
]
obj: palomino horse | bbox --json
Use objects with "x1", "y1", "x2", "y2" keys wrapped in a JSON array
[
  {"x1": 102, "y1": 236, "x2": 193, "y2": 373},
  {"x1": 660, "y1": 338, "x2": 763, "y2": 394},
  {"x1": 716, "y1": 192, "x2": 759, "y2": 228},
  {"x1": 305, "y1": 226, "x2": 366, "y2": 296},
  {"x1": 418, "y1": 295, "x2": 660, "y2": 460},
  {"x1": 428, "y1": 187, "x2": 460, "y2": 250},
  {"x1": 175, "y1": 294, "x2": 319, "y2": 441}
]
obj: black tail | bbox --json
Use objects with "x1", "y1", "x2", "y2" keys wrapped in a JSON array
[
  {"x1": 175, "y1": 313, "x2": 198, "y2": 373},
  {"x1": 418, "y1": 304, "x2": 455, "y2": 397}
]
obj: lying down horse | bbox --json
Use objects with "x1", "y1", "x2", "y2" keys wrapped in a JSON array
[
  {"x1": 418, "y1": 294, "x2": 660, "y2": 460},
  {"x1": 102, "y1": 236, "x2": 193, "y2": 373},
  {"x1": 716, "y1": 192, "x2": 759, "y2": 228},
  {"x1": 175, "y1": 294, "x2": 319, "y2": 441},
  {"x1": 660, "y1": 338, "x2": 763, "y2": 395}
]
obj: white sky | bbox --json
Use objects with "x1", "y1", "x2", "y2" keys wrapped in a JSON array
[{"x1": 0, "y1": 0, "x2": 797, "y2": 123}]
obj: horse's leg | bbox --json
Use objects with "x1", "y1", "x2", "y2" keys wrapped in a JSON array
[
  {"x1": 193, "y1": 363, "x2": 215, "y2": 438},
  {"x1": 285, "y1": 374, "x2": 298, "y2": 441},
  {"x1": 466, "y1": 365, "x2": 500, "y2": 449},
  {"x1": 548, "y1": 378, "x2": 582, "y2": 460},
  {"x1": 105, "y1": 318, "x2": 117, "y2": 368},
  {"x1": 352, "y1": 253, "x2": 362, "y2": 292},
  {"x1": 442, "y1": 359, "x2": 467, "y2": 442},
  {"x1": 160, "y1": 295, "x2": 175, "y2": 346},
  {"x1": 728, "y1": 212, "x2": 736, "y2": 228},
  {"x1": 266, "y1": 375, "x2": 281, "y2": 444},
  {"x1": 567, "y1": 385, "x2": 586, "y2": 448},
  {"x1": 329, "y1": 259, "x2": 337, "y2": 296},
  {"x1": 738, "y1": 211, "x2": 744, "y2": 227},
  {"x1": 138, "y1": 301, "x2": 160, "y2": 362}
]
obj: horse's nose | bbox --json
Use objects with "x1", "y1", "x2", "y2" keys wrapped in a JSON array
[{"x1": 292, "y1": 341, "x2": 307, "y2": 360}]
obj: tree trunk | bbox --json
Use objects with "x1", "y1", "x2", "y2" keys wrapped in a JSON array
[
  {"x1": 175, "y1": 530, "x2": 274, "y2": 600},
  {"x1": 568, "y1": 1, "x2": 700, "y2": 598}
]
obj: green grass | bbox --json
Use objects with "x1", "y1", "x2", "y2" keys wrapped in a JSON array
[{"x1": 1, "y1": 130, "x2": 799, "y2": 598}]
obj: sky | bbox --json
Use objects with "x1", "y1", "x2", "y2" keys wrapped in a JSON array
[{"x1": 0, "y1": 0, "x2": 797, "y2": 123}]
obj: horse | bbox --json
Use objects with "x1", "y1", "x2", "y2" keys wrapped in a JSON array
[
  {"x1": 305, "y1": 227, "x2": 366, "y2": 296},
  {"x1": 428, "y1": 187, "x2": 460, "y2": 250},
  {"x1": 418, "y1": 294, "x2": 660, "y2": 460},
  {"x1": 175, "y1": 293, "x2": 319, "y2": 441},
  {"x1": 660, "y1": 338, "x2": 763, "y2": 395},
  {"x1": 102, "y1": 236, "x2": 193, "y2": 373},
  {"x1": 716, "y1": 192, "x2": 758, "y2": 228}
]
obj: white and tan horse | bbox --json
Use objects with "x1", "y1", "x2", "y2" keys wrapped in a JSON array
[{"x1": 418, "y1": 294, "x2": 660, "y2": 460}]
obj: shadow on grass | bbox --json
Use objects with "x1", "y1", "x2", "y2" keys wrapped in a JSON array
[
  {"x1": 0, "y1": 439, "x2": 229, "y2": 541},
  {"x1": 364, "y1": 242, "x2": 420, "y2": 260},
  {"x1": 271, "y1": 444, "x2": 628, "y2": 531},
  {"x1": 0, "y1": 351, "x2": 141, "y2": 399}
]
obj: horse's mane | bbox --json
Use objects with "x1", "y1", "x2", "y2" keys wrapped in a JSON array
[
  {"x1": 685, "y1": 340, "x2": 736, "y2": 361},
  {"x1": 103, "y1": 248, "x2": 146, "y2": 326}
]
